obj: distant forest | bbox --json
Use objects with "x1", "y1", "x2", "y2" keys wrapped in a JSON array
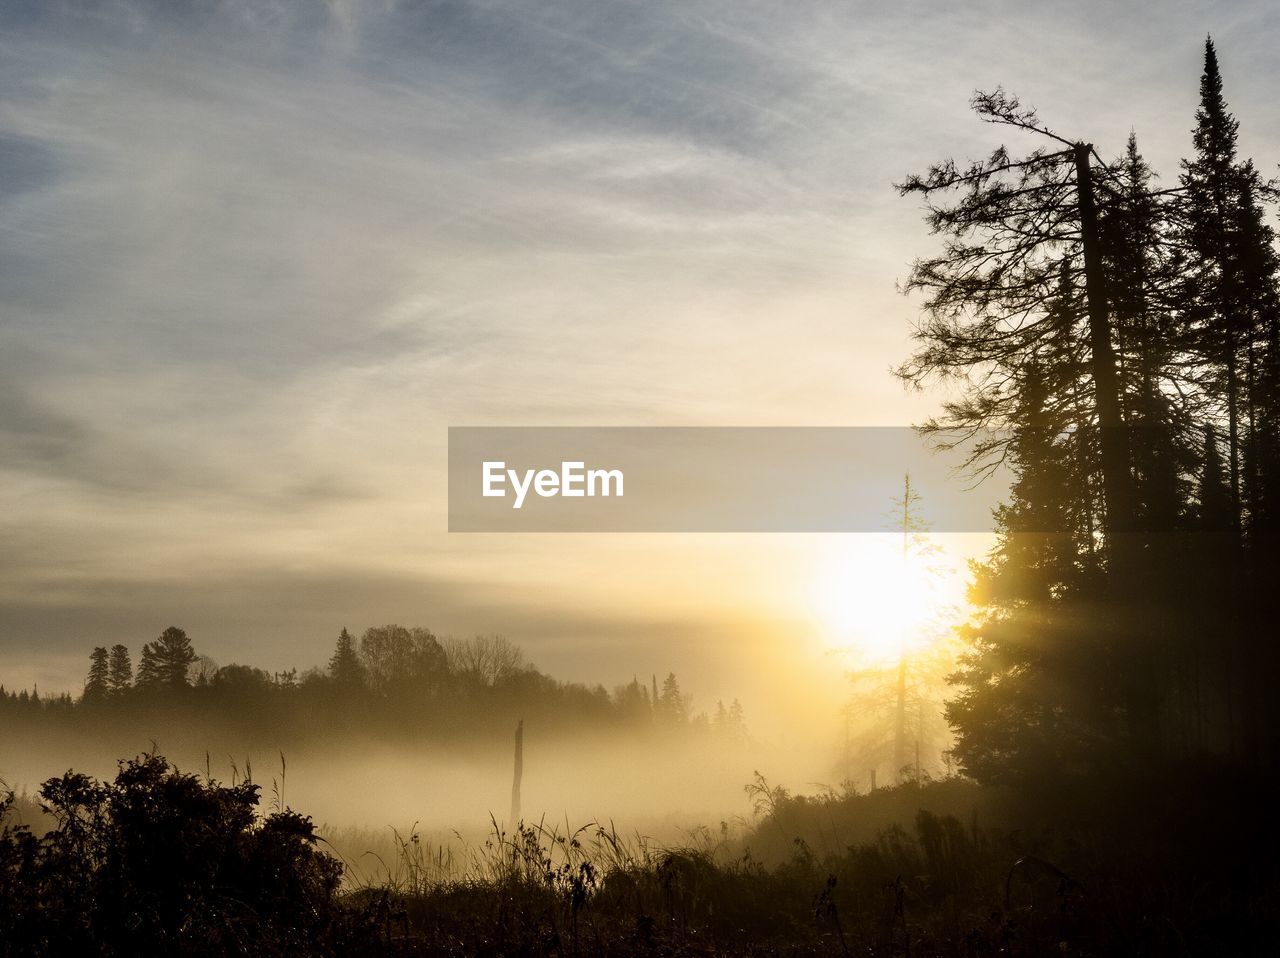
[{"x1": 0, "y1": 626, "x2": 747, "y2": 745}]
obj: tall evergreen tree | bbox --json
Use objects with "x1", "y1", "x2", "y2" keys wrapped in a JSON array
[
  {"x1": 136, "y1": 643, "x2": 161, "y2": 689},
  {"x1": 658, "y1": 673, "x2": 687, "y2": 724},
  {"x1": 107, "y1": 645, "x2": 133, "y2": 695},
  {"x1": 84, "y1": 647, "x2": 110, "y2": 702},
  {"x1": 152, "y1": 627, "x2": 197, "y2": 688},
  {"x1": 1181, "y1": 38, "x2": 1241, "y2": 524},
  {"x1": 946, "y1": 353, "x2": 1115, "y2": 782},
  {"x1": 1100, "y1": 134, "x2": 1190, "y2": 533},
  {"x1": 328, "y1": 628, "x2": 364, "y2": 689},
  {"x1": 1174, "y1": 38, "x2": 1280, "y2": 542},
  {"x1": 896, "y1": 90, "x2": 1138, "y2": 553}
]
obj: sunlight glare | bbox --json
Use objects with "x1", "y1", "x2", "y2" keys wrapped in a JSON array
[{"x1": 810, "y1": 536, "x2": 961, "y2": 666}]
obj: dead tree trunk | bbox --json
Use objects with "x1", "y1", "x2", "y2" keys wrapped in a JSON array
[
  {"x1": 510, "y1": 719, "x2": 523, "y2": 826},
  {"x1": 1074, "y1": 142, "x2": 1134, "y2": 541}
]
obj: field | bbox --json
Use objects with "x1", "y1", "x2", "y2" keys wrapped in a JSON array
[{"x1": 4, "y1": 755, "x2": 1276, "y2": 956}]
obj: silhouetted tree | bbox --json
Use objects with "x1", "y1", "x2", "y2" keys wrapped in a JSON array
[
  {"x1": 612, "y1": 677, "x2": 652, "y2": 726},
  {"x1": 327, "y1": 627, "x2": 363, "y2": 688},
  {"x1": 135, "y1": 643, "x2": 161, "y2": 689},
  {"x1": 83, "y1": 648, "x2": 109, "y2": 702},
  {"x1": 896, "y1": 89, "x2": 1137, "y2": 549},
  {"x1": 191, "y1": 655, "x2": 219, "y2": 686},
  {"x1": 443, "y1": 634, "x2": 526, "y2": 687},
  {"x1": 107, "y1": 644, "x2": 132, "y2": 695},
  {"x1": 359, "y1": 625, "x2": 446, "y2": 695},
  {"x1": 658, "y1": 673, "x2": 687, "y2": 724},
  {"x1": 910, "y1": 40, "x2": 1280, "y2": 778},
  {"x1": 152, "y1": 627, "x2": 197, "y2": 688}
]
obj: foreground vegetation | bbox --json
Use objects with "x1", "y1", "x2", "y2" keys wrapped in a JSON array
[{"x1": 4, "y1": 753, "x2": 1276, "y2": 956}]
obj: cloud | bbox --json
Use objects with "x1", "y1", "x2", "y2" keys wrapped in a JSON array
[{"x1": 1, "y1": 0, "x2": 1277, "y2": 702}]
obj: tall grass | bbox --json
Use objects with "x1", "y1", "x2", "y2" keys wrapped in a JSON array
[{"x1": 5, "y1": 755, "x2": 1277, "y2": 955}]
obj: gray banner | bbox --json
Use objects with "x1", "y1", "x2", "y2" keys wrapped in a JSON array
[{"x1": 448, "y1": 427, "x2": 1011, "y2": 532}]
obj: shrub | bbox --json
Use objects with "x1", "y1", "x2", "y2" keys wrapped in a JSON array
[{"x1": 0, "y1": 753, "x2": 352, "y2": 957}]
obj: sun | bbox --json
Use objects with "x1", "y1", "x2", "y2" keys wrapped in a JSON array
[{"x1": 809, "y1": 536, "x2": 960, "y2": 667}]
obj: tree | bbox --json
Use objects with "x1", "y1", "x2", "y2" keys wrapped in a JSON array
[
  {"x1": 946, "y1": 358, "x2": 1116, "y2": 782},
  {"x1": 136, "y1": 643, "x2": 161, "y2": 690},
  {"x1": 442, "y1": 634, "x2": 526, "y2": 687},
  {"x1": 151, "y1": 627, "x2": 197, "y2": 688},
  {"x1": 1178, "y1": 38, "x2": 1247, "y2": 540},
  {"x1": 1100, "y1": 134, "x2": 1190, "y2": 535},
  {"x1": 657, "y1": 673, "x2": 687, "y2": 725},
  {"x1": 895, "y1": 92, "x2": 1162, "y2": 776},
  {"x1": 327, "y1": 628, "x2": 363, "y2": 689},
  {"x1": 896, "y1": 89, "x2": 1138, "y2": 551},
  {"x1": 359, "y1": 625, "x2": 446, "y2": 695},
  {"x1": 612, "y1": 677, "x2": 652, "y2": 726},
  {"x1": 1174, "y1": 40, "x2": 1280, "y2": 542},
  {"x1": 1171, "y1": 40, "x2": 1280, "y2": 761},
  {"x1": 838, "y1": 478, "x2": 958, "y2": 784},
  {"x1": 908, "y1": 41, "x2": 1280, "y2": 778},
  {"x1": 190, "y1": 655, "x2": 219, "y2": 687},
  {"x1": 107, "y1": 645, "x2": 132, "y2": 695},
  {"x1": 714, "y1": 698, "x2": 747, "y2": 744},
  {"x1": 84, "y1": 648, "x2": 109, "y2": 702}
]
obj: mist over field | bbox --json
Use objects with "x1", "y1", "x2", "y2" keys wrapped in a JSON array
[
  {"x1": 0, "y1": 625, "x2": 859, "y2": 862},
  {"x1": 0, "y1": 718, "x2": 816, "y2": 834}
]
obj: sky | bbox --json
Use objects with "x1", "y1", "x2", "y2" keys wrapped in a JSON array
[{"x1": 2, "y1": 0, "x2": 1278, "y2": 733}]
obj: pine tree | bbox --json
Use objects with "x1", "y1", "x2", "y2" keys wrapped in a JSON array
[
  {"x1": 727, "y1": 699, "x2": 746, "y2": 741},
  {"x1": 150, "y1": 627, "x2": 196, "y2": 687},
  {"x1": 84, "y1": 647, "x2": 110, "y2": 702},
  {"x1": 1100, "y1": 133, "x2": 1188, "y2": 534},
  {"x1": 896, "y1": 89, "x2": 1140, "y2": 552},
  {"x1": 136, "y1": 642, "x2": 161, "y2": 689},
  {"x1": 328, "y1": 628, "x2": 363, "y2": 688},
  {"x1": 1235, "y1": 163, "x2": 1280, "y2": 532},
  {"x1": 658, "y1": 673, "x2": 687, "y2": 724},
  {"x1": 107, "y1": 645, "x2": 133, "y2": 695},
  {"x1": 948, "y1": 359, "x2": 1112, "y2": 782},
  {"x1": 1181, "y1": 38, "x2": 1240, "y2": 522},
  {"x1": 1175, "y1": 37, "x2": 1279, "y2": 542}
]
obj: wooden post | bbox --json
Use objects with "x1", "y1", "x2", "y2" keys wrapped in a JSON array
[{"x1": 510, "y1": 719, "x2": 523, "y2": 826}]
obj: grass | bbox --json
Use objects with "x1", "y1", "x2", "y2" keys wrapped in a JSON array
[
  {"x1": 325, "y1": 769, "x2": 1280, "y2": 956},
  {"x1": 4, "y1": 757, "x2": 1278, "y2": 955}
]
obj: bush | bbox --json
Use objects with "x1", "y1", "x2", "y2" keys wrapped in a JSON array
[{"x1": 0, "y1": 753, "x2": 353, "y2": 957}]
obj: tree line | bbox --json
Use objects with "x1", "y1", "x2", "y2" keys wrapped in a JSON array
[
  {"x1": 899, "y1": 39, "x2": 1280, "y2": 780},
  {"x1": 1, "y1": 625, "x2": 747, "y2": 744}
]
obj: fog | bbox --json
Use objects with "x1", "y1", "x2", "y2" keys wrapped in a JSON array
[{"x1": 0, "y1": 721, "x2": 835, "y2": 855}]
